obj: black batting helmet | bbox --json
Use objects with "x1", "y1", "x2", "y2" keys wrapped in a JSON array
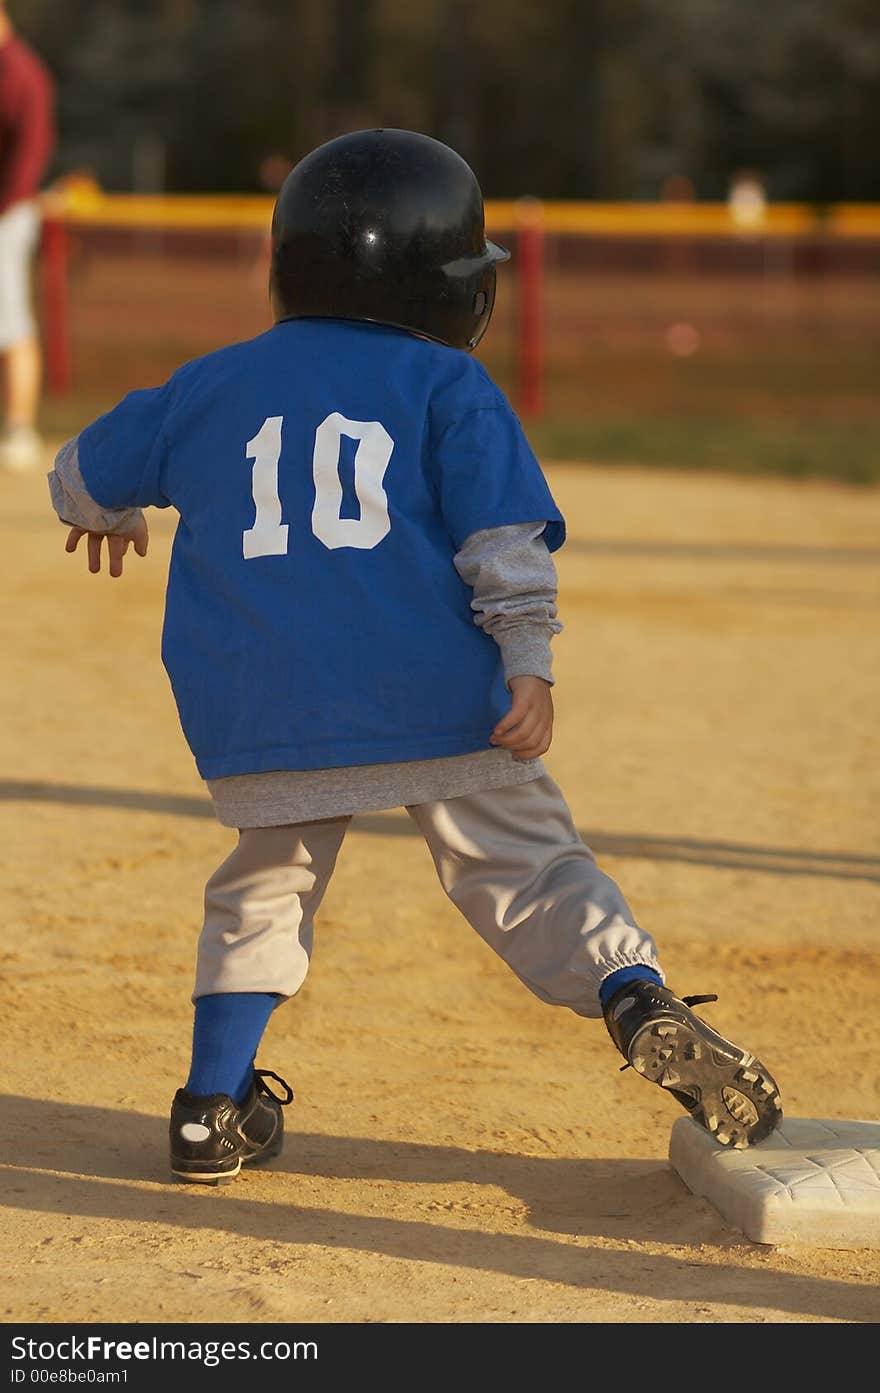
[{"x1": 270, "y1": 128, "x2": 509, "y2": 352}]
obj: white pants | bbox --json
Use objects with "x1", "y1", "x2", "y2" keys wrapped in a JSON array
[
  {"x1": 193, "y1": 775, "x2": 663, "y2": 1019},
  {"x1": 0, "y1": 201, "x2": 39, "y2": 349}
]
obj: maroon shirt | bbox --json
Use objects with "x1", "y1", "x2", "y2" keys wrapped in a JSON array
[{"x1": 0, "y1": 32, "x2": 55, "y2": 214}]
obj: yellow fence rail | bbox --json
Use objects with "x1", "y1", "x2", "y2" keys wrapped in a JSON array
[
  {"x1": 44, "y1": 185, "x2": 880, "y2": 239},
  {"x1": 37, "y1": 184, "x2": 880, "y2": 401}
]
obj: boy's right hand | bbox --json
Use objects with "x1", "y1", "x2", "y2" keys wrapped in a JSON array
[{"x1": 65, "y1": 516, "x2": 149, "y2": 578}]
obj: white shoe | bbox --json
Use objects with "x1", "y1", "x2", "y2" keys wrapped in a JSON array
[{"x1": 0, "y1": 424, "x2": 45, "y2": 473}]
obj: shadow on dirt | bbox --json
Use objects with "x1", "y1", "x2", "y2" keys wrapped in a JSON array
[
  {"x1": 1, "y1": 1094, "x2": 874, "y2": 1321},
  {"x1": 2, "y1": 779, "x2": 878, "y2": 882}
]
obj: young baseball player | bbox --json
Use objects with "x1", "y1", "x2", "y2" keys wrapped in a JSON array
[{"x1": 48, "y1": 129, "x2": 782, "y2": 1183}]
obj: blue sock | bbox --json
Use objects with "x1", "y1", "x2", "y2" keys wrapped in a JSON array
[
  {"x1": 599, "y1": 964, "x2": 664, "y2": 1010},
  {"x1": 186, "y1": 992, "x2": 280, "y2": 1103}
]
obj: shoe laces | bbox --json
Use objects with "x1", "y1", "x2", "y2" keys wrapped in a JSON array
[
  {"x1": 255, "y1": 1068, "x2": 294, "y2": 1105},
  {"x1": 618, "y1": 992, "x2": 719, "y2": 1072}
]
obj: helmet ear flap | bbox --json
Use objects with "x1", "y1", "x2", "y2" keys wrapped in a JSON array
[
  {"x1": 270, "y1": 128, "x2": 505, "y2": 351},
  {"x1": 465, "y1": 239, "x2": 508, "y2": 348},
  {"x1": 464, "y1": 266, "x2": 498, "y2": 349}
]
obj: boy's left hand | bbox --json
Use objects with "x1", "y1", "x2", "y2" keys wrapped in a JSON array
[
  {"x1": 65, "y1": 517, "x2": 149, "y2": 578},
  {"x1": 490, "y1": 674, "x2": 554, "y2": 760}
]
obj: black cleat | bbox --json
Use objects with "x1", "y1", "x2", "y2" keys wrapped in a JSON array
[
  {"x1": 169, "y1": 1069, "x2": 294, "y2": 1184},
  {"x1": 603, "y1": 979, "x2": 782, "y2": 1149}
]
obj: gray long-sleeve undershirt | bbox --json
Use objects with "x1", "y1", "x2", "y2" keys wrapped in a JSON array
[
  {"x1": 48, "y1": 435, "x2": 143, "y2": 536},
  {"x1": 48, "y1": 437, "x2": 563, "y2": 827}
]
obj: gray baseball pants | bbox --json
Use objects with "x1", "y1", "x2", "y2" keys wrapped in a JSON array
[{"x1": 193, "y1": 774, "x2": 663, "y2": 1019}]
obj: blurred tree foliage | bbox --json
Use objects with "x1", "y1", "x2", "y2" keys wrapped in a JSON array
[{"x1": 10, "y1": 0, "x2": 880, "y2": 200}]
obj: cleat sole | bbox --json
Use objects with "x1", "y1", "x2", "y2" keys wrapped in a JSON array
[
  {"x1": 623, "y1": 1010, "x2": 782, "y2": 1149},
  {"x1": 171, "y1": 1159, "x2": 243, "y2": 1185},
  {"x1": 722, "y1": 1087, "x2": 760, "y2": 1127}
]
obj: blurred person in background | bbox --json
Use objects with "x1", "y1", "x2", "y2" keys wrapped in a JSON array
[
  {"x1": 251, "y1": 151, "x2": 295, "y2": 291},
  {"x1": 727, "y1": 168, "x2": 767, "y2": 232},
  {"x1": 0, "y1": 0, "x2": 55, "y2": 473},
  {"x1": 258, "y1": 152, "x2": 294, "y2": 194}
]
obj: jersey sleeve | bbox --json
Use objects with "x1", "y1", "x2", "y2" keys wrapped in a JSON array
[
  {"x1": 431, "y1": 395, "x2": 565, "y2": 554},
  {"x1": 76, "y1": 381, "x2": 176, "y2": 511}
]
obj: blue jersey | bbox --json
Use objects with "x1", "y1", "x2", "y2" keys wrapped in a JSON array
[{"x1": 78, "y1": 319, "x2": 566, "y2": 779}]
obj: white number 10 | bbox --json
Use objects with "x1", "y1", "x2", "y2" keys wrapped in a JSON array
[{"x1": 243, "y1": 412, "x2": 394, "y2": 560}]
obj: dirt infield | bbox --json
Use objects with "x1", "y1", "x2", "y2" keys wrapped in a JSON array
[{"x1": 2, "y1": 452, "x2": 879, "y2": 1324}]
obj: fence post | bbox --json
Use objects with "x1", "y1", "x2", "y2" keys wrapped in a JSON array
[
  {"x1": 516, "y1": 196, "x2": 544, "y2": 418},
  {"x1": 40, "y1": 212, "x2": 73, "y2": 395}
]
